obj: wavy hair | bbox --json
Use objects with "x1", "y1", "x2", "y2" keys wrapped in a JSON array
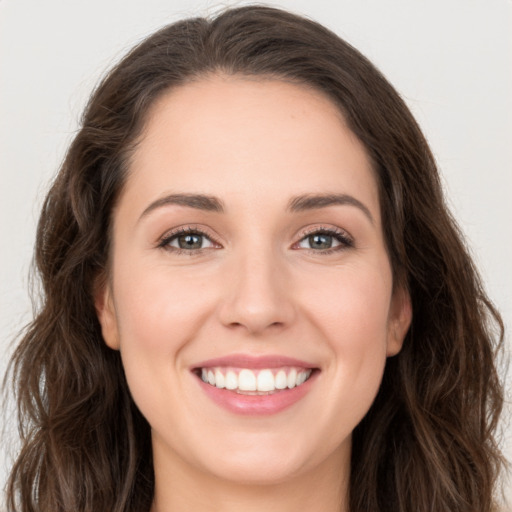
[{"x1": 4, "y1": 6, "x2": 506, "y2": 511}]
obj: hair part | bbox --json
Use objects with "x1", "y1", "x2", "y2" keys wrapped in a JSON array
[{"x1": 5, "y1": 6, "x2": 506, "y2": 511}]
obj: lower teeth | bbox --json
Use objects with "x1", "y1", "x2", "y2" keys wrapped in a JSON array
[{"x1": 234, "y1": 389, "x2": 284, "y2": 396}]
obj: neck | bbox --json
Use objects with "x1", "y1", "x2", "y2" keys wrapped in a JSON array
[{"x1": 150, "y1": 443, "x2": 350, "y2": 512}]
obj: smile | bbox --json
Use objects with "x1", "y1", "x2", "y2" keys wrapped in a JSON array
[
  {"x1": 200, "y1": 367, "x2": 313, "y2": 394},
  {"x1": 193, "y1": 354, "x2": 319, "y2": 415}
]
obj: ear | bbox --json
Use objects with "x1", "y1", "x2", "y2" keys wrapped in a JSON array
[
  {"x1": 94, "y1": 275, "x2": 120, "y2": 350},
  {"x1": 386, "y1": 286, "x2": 412, "y2": 357}
]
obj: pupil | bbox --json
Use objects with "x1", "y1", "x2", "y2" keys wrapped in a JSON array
[
  {"x1": 179, "y1": 234, "x2": 202, "y2": 249},
  {"x1": 309, "y1": 234, "x2": 332, "y2": 249}
]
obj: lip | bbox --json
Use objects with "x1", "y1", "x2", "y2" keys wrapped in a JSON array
[
  {"x1": 192, "y1": 353, "x2": 319, "y2": 415},
  {"x1": 192, "y1": 353, "x2": 316, "y2": 370}
]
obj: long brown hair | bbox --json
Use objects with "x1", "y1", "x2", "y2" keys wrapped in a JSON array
[{"x1": 4, "y1": 6, "x2": 506, "y2": 511}]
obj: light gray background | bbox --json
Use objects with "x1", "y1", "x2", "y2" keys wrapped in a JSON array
[{"x1": 1, "y1": 0, "x2": 511, "y2": 506}]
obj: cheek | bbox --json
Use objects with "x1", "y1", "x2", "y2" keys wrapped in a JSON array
[
  {"x1": 332, "y1": 269, "x2": 391, "y2": 377},
  {"x1": 299, "y1": 262, "x2": 392, "y2": 418},
  {"x1": 113, "y1": 261, "x2": 216, "y2": 354},
  {"x1": 300, "y1": 259, "x2": 392, "y2": 347},
  {"x1": 110, "y1": 262, "x2": 220, "y2": 414}
]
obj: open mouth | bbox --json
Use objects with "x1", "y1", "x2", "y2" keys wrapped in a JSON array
[
  {"x1": 191, "y1": 354, "x2": 320, "y2": 414},
  {"x1": 194, "y1": 366, "x2": 316, "y2": 395}
]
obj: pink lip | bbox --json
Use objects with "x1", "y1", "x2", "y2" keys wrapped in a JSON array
[
  {"x1": 195, "y1": 373, "x2": 318, "y2": 415},
  {"x1": 191, "y1": 353, "x2": 319, "y2": 416},
  {"x1": 192, "y1": 353, "x2": 316, "y2": 370}
]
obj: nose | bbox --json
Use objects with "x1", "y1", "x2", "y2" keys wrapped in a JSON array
[{"x1": 217, "y1": 248, "x2": 296, "y2": 335}]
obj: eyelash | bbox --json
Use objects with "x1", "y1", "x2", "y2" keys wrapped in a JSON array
[
  {"x1": 157, "y1": 226, "x2": 220, "y2": 255},
  {"x1": 294, "y1": 226, "x2": 354, "y2": 254},
  {"x1": 157, "y1": 225, "x2": 354, "y2": 255}
]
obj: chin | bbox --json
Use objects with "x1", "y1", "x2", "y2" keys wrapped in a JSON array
[
  {"x1": 189, "y1": 429, "x2": 349, "y2": 487},
  {"x1": 202, "y1": 452, "x2": 309, "y2": 486}
]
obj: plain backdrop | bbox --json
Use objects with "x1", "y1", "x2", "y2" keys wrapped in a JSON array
[{"x1": 1, "y1": 0, "x2": 511, "y2": 505}]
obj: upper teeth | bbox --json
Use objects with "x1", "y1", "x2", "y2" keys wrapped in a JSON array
[{"x1": 200, "y1": 367, "x2": 312, "y2": 393}]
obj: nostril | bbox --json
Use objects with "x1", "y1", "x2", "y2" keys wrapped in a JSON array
[{"x1": 217, "y1": 269, "x2": 296, "y2": 333}]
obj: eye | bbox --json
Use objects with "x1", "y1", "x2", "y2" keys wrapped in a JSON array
[
  {"x1": 159, "y1": 228, "x2": 218, "y2": 252},
  {"x1": 295, "y1": 228, "x2": 353, "y2": 252}
]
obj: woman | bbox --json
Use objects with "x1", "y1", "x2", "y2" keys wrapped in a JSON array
[{"x1": 5, "y1": 5, "x2": 506, "y2": 512}]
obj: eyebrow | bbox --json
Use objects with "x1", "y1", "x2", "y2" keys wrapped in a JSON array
[
  {"x1": 138, "y1": 192, "x2": 373, "y2": 224},
  {"x1": 288, "y1": 193, "x2": 374, "y2": 224},
  {"x1": 139, "y1": 193, "x2": 225, "y2": 220}
]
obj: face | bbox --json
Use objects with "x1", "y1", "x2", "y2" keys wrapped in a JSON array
[{"x1": 96, "y1": 76, "x2": 411, "y2": 486}]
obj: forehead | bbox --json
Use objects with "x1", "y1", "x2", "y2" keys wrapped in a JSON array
[{"x1": 123, "y1": 75, "x2": 380, "y2": 221}]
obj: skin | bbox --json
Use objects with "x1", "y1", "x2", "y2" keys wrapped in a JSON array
[{"x1": 96, "y1": 75, "x2": 412, "y2": 512}]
